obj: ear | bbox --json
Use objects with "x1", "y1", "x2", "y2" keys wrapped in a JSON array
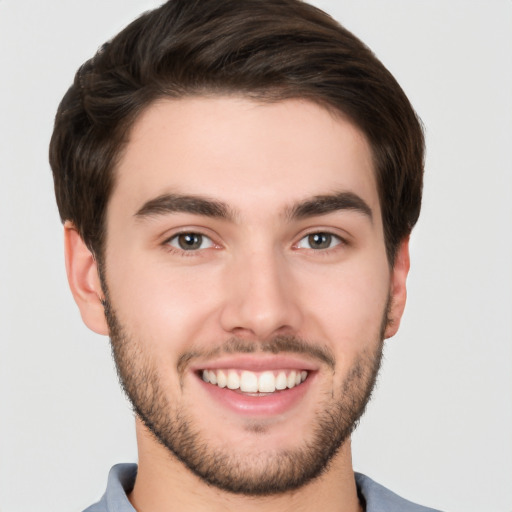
[
  {"x1": 384, "y1": 238, "x2": 410, "y2": 339},
  {"x1": 64, "y1": 221, "x2": 109, "y2": 335}
]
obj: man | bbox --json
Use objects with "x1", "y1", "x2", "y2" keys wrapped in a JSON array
[{"x1": 49, "y1": 0, "x2": 438, "y2": 510}]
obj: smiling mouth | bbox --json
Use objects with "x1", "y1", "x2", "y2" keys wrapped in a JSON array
[{"x1": 201, "y1": 369, "x2": 309, "y2": 393}]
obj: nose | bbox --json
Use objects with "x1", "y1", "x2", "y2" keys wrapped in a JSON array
[{"x1": 219, "y1": 247, "x2": 303, "y2": 340}]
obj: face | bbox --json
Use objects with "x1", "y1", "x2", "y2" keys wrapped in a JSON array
[{"x1": 82, "y1": 97, "x2": 407, "y2": 494}]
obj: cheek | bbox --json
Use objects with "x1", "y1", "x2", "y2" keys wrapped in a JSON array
[
  {"x1": 295, "y1": 256, "x2": 390, "y2": 347},
  {"x1": 105, "y1": 240, "x2": 390, "y2": 362},
  {"x1": 105, "y1": 254, "x2": 223, "y2": 351}
]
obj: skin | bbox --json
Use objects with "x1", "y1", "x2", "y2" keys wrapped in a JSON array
[{"x1": 65, "y1": 96, "x2": 410, "y2": 512}]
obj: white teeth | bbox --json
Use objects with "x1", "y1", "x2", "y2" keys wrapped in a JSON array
[
  {"x1": 258, "y1": 371, "x2": 276, "y2": 393},
  {"x1": 216, "y1": 369, "x2": 227, "y2": 388},
  {"x1": 227, "y1": 370, "x2": 240, "y2": 390},
  {"x1": 203, "y1": 369, "x2": 308, "y2": 393},
  {"x1": 275, "y1": 371, "x2": 287, "y2": 390},
  {"x1": 240, "y1": 371, "x2": 258, "y2": 392}
]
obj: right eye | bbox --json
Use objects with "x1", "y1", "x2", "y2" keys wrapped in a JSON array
[{"x1": 167, "y1": 232, "x2": 214, "y2": 251}]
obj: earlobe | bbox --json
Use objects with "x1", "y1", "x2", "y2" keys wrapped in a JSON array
[
  {"x1": 384, "y1": 238, "x2": 410, "y2": 339},
  {"x1": 64, "y1": 222, "x2": 109, "y2": 335}
]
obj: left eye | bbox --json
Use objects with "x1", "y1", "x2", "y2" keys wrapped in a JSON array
[
  {"x1": 296, "y1": 232, "x2": 342, "y2": 250},
  {"x1": 167, "y1": 233, "x2": 214, "y2": 251}
]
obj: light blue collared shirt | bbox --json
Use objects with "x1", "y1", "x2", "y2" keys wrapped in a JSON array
[{"x1": 83, "y1": 463, "x2": 443, "y2": 512}]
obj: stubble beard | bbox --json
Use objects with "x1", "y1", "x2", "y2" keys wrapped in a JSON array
[{"x1": 103, "y1": 294, "x2": 387, "y2": 496}]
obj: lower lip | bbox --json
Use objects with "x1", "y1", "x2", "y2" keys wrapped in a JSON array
[{"x1": 196, "y1": 373, "x2": 315, "y2": 417}]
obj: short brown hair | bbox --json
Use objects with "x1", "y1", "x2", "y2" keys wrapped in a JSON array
[{"x1": 49, "y1": 0, "x2": 424, "y2": 263}]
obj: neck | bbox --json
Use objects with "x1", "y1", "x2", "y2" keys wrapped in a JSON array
[{"x1": 129, "y1": 419, "x2": 362, "y2": 512}]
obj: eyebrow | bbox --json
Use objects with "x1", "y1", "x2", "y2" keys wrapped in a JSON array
[
  {"x1": 134, "y1": 191, "x2": 373, "y2": 223},
  {"x1": 135, "y1": 193, "x2": 235, "y2": 220},
  {"x1": 286, "y1": 192, "x2": 373, "y2": 222}
]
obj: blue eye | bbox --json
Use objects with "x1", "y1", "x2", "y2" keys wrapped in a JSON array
[
  {"x1": 297, "y1": 232, "x2": 342, "y2": 250},
  {"x1": 168, "y1": 233, "x2": 214, "y2": 251}
]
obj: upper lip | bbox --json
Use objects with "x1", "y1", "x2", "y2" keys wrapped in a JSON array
[{"x1": 189, "y1": 354, "x2": 321, "y2": 373}]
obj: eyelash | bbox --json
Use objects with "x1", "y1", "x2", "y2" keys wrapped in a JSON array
[
  {"x1": 163, "y1": 229, "x2": 348, "y2": 256},
  {"x1": 164, "y1": 231, "x2": 217, "y2": 256},
  {"x1": 295, "y1": 232, "x2": 346, "y2": 252}
]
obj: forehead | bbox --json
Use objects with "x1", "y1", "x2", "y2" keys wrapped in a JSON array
[{"x1": 110, "y1": 96, "x2": 380, "y2": 221}]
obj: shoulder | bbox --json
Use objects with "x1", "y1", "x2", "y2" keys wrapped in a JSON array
[
  {"x1": 355, "y1": 473, "x2": 444, "y2": 512},
  {"x1": 82, "y1": 464, "x2": 138, "y2": 512}
]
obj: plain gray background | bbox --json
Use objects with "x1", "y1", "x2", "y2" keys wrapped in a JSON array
[{"x1": 0, "y1": 1, "x2": 511, "y2": 511}]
